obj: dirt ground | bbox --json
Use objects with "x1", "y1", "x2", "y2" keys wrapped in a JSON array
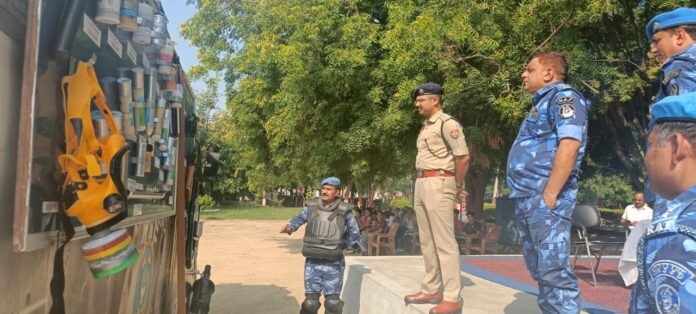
[{"x1": 197, "y1": 219, "x2": 309, "y2": 314}]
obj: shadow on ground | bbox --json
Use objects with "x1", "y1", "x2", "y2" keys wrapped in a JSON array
[
  {"x1": 503, "y1": 291, "x2": 541, "y2": 314},
  {"x1": 275, "y1": 236, "x2": 303, "y2": 254},
  {"x1": 461, "y1": 274, "x2": 475, "y2": 287},
  {"x1": 209, "y1": 283, "x2": 300, "y2": 314}
]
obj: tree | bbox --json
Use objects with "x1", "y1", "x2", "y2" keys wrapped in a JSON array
[
  {"x1": 194, "y1": 77, "x2": 249, "y2": 199},
  {"x1": 183, "y1": 0, "x2": 416, "y2": 194},
  {"x1": 183, "y1": 0, "x2": 685, "y2": 215}
]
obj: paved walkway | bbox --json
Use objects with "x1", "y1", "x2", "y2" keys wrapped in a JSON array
[
  {"x1": 343, "y1": 256, "x2": 542, "y2": 314},
  {"x1": 198, "y1": 220, "x2": 589, "y2": 313}
]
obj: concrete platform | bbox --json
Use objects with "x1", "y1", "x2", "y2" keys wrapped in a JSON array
[{"x1": 341, "y1": 256, "x2": 542, "y2": 314}]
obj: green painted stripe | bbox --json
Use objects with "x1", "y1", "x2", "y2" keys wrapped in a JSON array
[{"x1": 92, "y1": 251, "x2": 139, "y2": 279}]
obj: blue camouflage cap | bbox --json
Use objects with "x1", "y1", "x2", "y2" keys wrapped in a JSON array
[
  {"x1": 651, "y1": 92, "x2": 696, "y2": 124},
  {"x1": 646, "y1": 7, "x2": 696, "y2": 40},
  {"x1": 321, "y1": 176, "x2": 341, "y2": 187}
]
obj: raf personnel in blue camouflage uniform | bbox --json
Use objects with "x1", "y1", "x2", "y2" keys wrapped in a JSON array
[
  {"x1": 629, "y1": 92, "x2": 696, "y2": 313},
  {"x1": 647, "y1": 7, "x2": 696, "y2": 101},
  {"x1": 644, "y1": 7, "x2": 696, "y2": 211},
  {"x1": 280, "y1": 177, "x2": 360, "y2": 314},
  {"x1": 507, "y1": 52, "x2": 590, "y2": 313}
]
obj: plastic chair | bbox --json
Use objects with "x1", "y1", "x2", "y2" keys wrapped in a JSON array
[{"x1": 571, "y1": 204, "x2": 625, "y2": 286}]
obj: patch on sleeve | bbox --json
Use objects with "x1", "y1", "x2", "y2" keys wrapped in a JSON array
[
  {"x1": 558, "y1": 104, "x2": 575, "y2": 119},
  {"x1": 555, "y1": 96, "x2": 576, "y2": 105},
  {"x1": 649, "y1": 260, "x2": 693, "y2": 314},
  {"x1": 655, "y1": 284, "x2": 680, "y2": 314},
  {"x1": 649, "y1": 260, "x2": 693, "y2": 284},
  {"x1": 449, "y1": 128, "x2": 461, "y2": 139}
]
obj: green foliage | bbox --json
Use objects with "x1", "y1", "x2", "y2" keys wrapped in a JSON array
[
  {"x1": 197, "y1": 194, "x2": 218, "y2": 211},
  {"x1": 195, "y1": 78, "x2": 250, "y2": 196},
  {"x1": 483, "y1": 202, "x2": 496, "y2": 223},
  {"x1": 599, "y1": 208, "x2": 625, "y2": 224},
  {"x1": 200, "y1": 206, "x2": 302, "y2": 220},
  {"x1": 578, "y1": 173, "x2": 635, "y2": 209},
  {"x1": 389, "y1": 198, "x2": 413, "y2": 208}
]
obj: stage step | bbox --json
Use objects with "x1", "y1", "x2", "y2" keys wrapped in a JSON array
[{"x1": 342, "y1": 256, "x2": 542, "y2": 314}]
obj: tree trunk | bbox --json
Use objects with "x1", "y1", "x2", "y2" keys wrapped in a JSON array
[
  {"x1": 604, "y1": 106, "x2": 645, "y2": 190},
  {"x1": 465, "y1": 167, "x2": 493, "y2": 222}
]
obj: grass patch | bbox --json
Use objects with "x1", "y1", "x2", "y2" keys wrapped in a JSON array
[{"x1": 200, "y1": 206, "x2": 302, "y2": 220}]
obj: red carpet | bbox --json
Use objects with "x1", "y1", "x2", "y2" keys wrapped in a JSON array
[{"x1": 461, "y1": 256, "x2": 631, "y2": 313}]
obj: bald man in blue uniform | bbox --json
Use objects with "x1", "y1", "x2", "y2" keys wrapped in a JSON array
[{"x1": 507, "y1": 52, "x2": 590, "y2": 313}]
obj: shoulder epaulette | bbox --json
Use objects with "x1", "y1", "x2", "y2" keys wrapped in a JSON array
[{"x1": 438, "y1": 114, "x2": 461, "y2": 154}]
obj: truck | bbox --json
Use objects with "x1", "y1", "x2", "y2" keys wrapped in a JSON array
[{"x1": 0, "y1": 0, "x2": 210, "y2": 313}]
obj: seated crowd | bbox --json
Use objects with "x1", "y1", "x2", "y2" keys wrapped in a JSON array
[{"x1": 351, "y1": 206, "x2": 483, "y2": 255}]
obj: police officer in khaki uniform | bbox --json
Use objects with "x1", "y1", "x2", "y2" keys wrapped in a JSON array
[{"x1": 404, "y1": 83, "x2": 470, "y2": 314}]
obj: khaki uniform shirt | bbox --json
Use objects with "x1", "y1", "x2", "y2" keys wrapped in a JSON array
[{"x1": 416, "y1": 110, "x2": 469, "y2": 172}]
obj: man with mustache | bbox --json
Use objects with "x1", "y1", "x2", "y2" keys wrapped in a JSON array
[
  {"x1": 281, "y1": 177, "x2": 360, "y2": 314},
  {"x1": 629, "y1": 92, "x2": 696, "y2": 313},
  {"x1": 507, "y1": 52, "x2": 590, "y2": 313},
  {"x1": 647, "y1": 7, "x2": 696, "y2": 101},
  {"x1": 643, "y1": 7, "x2": 696, "y2": 223},
  {"x1": 404, "y1": 83, "x2": 470, "y2": 314}
]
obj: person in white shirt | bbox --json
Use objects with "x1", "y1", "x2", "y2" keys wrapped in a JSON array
[{"x1": 620, "y1": 191, "x2": 653, "y2": 229}]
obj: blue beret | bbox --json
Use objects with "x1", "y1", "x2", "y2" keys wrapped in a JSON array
[
  {"x1": 646, "y1": 7, "x2": 696, "y2": 40},
  {"x1": 413, "y1": 83, "x2": 444, "y2": 100},
  {"x1": 321, "y1": 176, "x2": 341, "y2": 187},
  {"x1": 651, "y1": 92, "x2": 696, "y2": 124}
]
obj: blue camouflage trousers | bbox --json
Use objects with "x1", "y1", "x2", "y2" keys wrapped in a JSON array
[
  {"x1": 516, "y1": 195, "x2": 580, "y2": 314},
  {"x1": 304, "y1": 258, "x2": 345, "y2": 296}
]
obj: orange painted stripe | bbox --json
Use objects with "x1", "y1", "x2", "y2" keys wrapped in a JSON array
[{"x1": 83, "y1": 236, "x2": 132, "y2": 262}]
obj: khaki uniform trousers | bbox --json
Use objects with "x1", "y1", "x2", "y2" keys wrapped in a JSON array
[{"x1": 413, "y1": 175, "x2": 461, "y2": 302}]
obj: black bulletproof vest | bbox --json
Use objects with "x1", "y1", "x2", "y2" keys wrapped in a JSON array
[{"x1": 302, "y1": 199, "x2": 351, "y2": 260}]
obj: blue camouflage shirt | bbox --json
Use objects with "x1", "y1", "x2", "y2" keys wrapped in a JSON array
[
  {"x1": 288, "y1": 201, "x2": 361, "y2": 248},
  {"x1": 656, "y1": 44, "x2": 696, "y2": 102},
  {"x1": 507, "y1": 82, "x2": 590, "y2": 198},
  {"x1": 646, "y1": 44, "x2": 696, "y2": 206},
  {"x1": 630, "y1": 185, "x2": 696, "y2": 313}
]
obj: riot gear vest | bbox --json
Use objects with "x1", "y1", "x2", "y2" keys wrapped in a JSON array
[{"x1": 302, "y1": 199, "x2": 352, "y2": 260}]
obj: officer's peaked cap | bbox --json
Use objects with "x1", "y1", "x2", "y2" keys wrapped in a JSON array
[
  {"x1": 646, "y1": 7, "x2": 696, "y2": 40},
  {"x1": 413, "y1": 83, "x2": 444, "y2": 100},
  {"x1": 321, "y1": 176, "x2": 341, "y2": 187},
  {"x1": 651, "y1": 92, "x2": 696, "y2": 124}
]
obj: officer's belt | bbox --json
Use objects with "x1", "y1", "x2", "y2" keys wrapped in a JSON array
[{"x1": 417, "y1": 169, "x2": 454, "y2": 178}]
